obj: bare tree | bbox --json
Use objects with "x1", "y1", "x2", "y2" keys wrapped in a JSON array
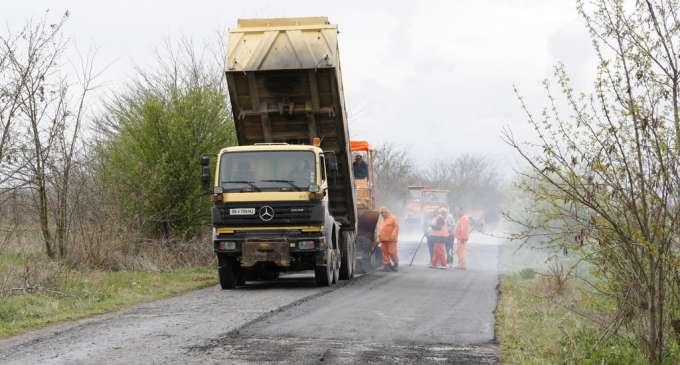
[
  {"x1": 0, "y1": 19, "x2": 32, "y2": 204},
  {"x1": 505, "y1": 1, "x2": 680, "y2": 363},
  {"x1": 426, "y1": 154, "x2": 503, "y2": 223},
  {"x1": 372, "y1": 142, "x2": 418, "y2": 211},
  {"x1": 3, "y1": 11, "x2": 97, "y2": 258},
  {"x1": 47, "y1": 50, "x2": 98, "y2": 258},
  {"x1": 0, "y1": 21, "x2": 30, "y2": 247}
]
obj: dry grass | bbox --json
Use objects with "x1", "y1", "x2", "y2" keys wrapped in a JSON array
[
  {"x1": 0, "y1": 223, "x2": 217, "y2": 337},
  {"x1": 0, "y1": 223, "x2": 214, "y2": 299},
  {"x1": 66, "y1": 224, "x2": 214, "y2": 272}
]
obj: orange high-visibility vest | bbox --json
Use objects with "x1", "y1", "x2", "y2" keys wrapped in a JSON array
[{"x1": 378, "y1": 214, "x2": 400, "y2": 242}]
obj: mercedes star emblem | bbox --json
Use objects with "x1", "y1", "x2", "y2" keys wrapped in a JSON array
[{"x1": 259, "y1": 206, "x2": 275, "y2": 221}]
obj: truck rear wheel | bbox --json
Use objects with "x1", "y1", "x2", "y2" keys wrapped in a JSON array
[
  {"x1": 332, "y1": 252, "x2": 340, "y2": 284},
  {"x1": 218, "y1": 255, "x2": 238, "y2": 289},
  {"x1": 339, "y1": 231, "x2": 355, "y2": 280}
]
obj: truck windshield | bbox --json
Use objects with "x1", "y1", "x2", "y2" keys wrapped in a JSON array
[
  {"x1": 219, "y1": 151, "x2": 316, "y2": 192},
  {"x1": 408, "y1": 189, "x2": 423, "y2": 201}
]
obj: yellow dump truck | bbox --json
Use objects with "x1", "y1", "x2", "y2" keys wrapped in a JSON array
[{"x1": 200, "y1": 17, "x2": 357, "y2": 288}]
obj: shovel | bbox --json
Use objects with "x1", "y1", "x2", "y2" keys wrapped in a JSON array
[{"x1": 409, "y1": 235, "x2": 427, "y2": 267}]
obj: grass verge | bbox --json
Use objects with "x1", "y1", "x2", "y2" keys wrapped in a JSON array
[
  {"x1": 496, "y1": 273, "x2": 650, "y2": 365},
  {"x1": 0, "y1": 265, "x2": 216, "y2": 338}
]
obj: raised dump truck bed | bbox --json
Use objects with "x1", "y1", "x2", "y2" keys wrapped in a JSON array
[{"x1": 225, "y1": 17, "x2": 356, "y2": 229}]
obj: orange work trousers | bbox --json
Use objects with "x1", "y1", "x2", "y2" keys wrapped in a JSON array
[
  {"x1": 431, "y1": 243, "x2": 447, "y2": 268},
  {"x1": 381, "y1": 241, "x2": 398, "y2": 265},
  {"x1": 456, "y1": 239, "x2": 468, "y2": 268}
]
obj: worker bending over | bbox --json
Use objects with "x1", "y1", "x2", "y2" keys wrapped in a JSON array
[
  {"x1": 430, "y1": 209, "x2": 449, "y2": 269},
  {"x1": 455, "y1": 212, "x2": 471, "y2": 270},
  {"x1": 378, "y1": 207, "x2": 400, "y2": 272}
]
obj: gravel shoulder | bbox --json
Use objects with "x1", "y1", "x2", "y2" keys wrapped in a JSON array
[{"x1": 0, "y1": 275, "x2": 328, "y2": 365}]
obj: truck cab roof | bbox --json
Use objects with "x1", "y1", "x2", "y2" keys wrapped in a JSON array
[{"x1": 219, "y1": 144, "x2": 322, "y2": 155}]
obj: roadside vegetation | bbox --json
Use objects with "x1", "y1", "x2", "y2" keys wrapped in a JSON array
[
  {"x1": 501, "y1": 1, "x2": 680, "y2": 364},
  {"x1": 0, "y1": 12, "x2": 228, "y2": 336},
  {"x1": 0, "y1": 254, "x2": 215, "y2": 338},
  {"x1": 497, "y1": 270, "x2": 653, "y2": 364}
]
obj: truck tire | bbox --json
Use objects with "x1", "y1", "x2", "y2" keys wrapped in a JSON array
[
  {"x1": 218, "y1": 255, "x2": 237, "y2": 289},
  {"x1": 332, "y1": 252, "x2": 340, "y2": 284},
  {"x1": 315, "y1": 263, "x2": 333, "y2": 286},
  {"x1": 339, "y1": 231, "x2": 355, "y2": 280}
]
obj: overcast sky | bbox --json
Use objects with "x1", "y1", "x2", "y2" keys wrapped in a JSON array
[{"x1": 4, "y1": 0, "x2": 596, "y2": 178}]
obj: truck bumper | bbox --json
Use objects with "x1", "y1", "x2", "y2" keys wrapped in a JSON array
[{"x1": 213, "y1": 234, "x2": 327, "y2": 270}]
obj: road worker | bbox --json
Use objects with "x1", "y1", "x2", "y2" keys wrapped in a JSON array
[
  {"x1": 454, "y1": 212, "x2": 471, "y2": 270},
  {"x1": 289, "y1": 159, "x2": 313, "y2": 185},
  {"x1": 378, "y1": 207, "x2": 400, "y2": 272},
  {"x1": 352, "y1": 154, "x2": 369, "y2": 179},
  {"x1": 429, "y1": 208, "x2": 449, "y2": 269}
]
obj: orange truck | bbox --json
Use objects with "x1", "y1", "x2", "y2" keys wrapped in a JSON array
[
  {"x1": 350, "y1": 141, "x2": 382, "y2": 271},
  {"x1": 404, "y1": 186, "x2": 450, "y2": 230}
]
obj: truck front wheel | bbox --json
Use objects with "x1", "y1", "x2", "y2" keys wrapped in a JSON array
[
  {"x1": 314, "y1": 263, "x2": 333, "y2": 286},
  {"x1": 218, "y1": 254, "x2": 238, "y2": 289}
]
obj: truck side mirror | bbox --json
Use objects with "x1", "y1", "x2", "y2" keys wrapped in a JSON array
[
  {"x1": 201, "y1": 166, "x2": 211, "y2": 187},
  {"x1": 200, "y1": 155, "x2": 211, "y2": 191},
  {"x1": 199, "y1": 154, "x2": 210, "y2": 166}
]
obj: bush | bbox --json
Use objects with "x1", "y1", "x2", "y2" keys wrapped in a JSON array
[
  {"x1": 560, "y1": 328, "x2": 646, "y2": 365},
  {"x1": 97, "y1": 42, "x2": 236, "y2": 238}
]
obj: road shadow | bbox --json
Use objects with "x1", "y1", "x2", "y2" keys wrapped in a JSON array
[{"x1": 236, "y1": 271, "x2": 321, "y2": 290}]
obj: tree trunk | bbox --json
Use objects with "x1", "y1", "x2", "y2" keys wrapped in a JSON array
[{"x1": 37, "y1": 171, "x2": 53, "y2": 258}]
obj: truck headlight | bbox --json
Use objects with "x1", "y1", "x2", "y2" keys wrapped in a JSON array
[
  {"x1": 219, "y1": 241, "x2": 237, "y2": 250},
  {"x1": 297, "y1": 240, "x2": 315, "y2": 250}
]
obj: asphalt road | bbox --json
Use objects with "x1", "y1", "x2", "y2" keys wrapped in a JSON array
[{"x1": 0, "y1": 233, "x2": 499, "y2": 364}]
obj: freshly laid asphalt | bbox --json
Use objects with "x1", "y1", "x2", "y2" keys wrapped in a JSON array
[{"x1": 0, "y1": 232, "x2": 499, "y2": 364}]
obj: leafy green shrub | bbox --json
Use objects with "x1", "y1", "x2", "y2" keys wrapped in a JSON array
[{"x1": 97, "y1": 44, "x2": 236, "y2": 238}]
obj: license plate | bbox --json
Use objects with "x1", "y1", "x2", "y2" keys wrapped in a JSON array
[{"x1": 229, "y1": 208, "x2": 255, "y2": 215}]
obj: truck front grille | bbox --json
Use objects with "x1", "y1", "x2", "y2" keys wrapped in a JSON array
[{"x1": 212, "y1": 202, "x2": 323, "y2": 226}]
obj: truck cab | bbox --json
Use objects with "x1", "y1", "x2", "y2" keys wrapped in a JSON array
[{"x1": 207, "y1": 144, "x2": 341, "y2": 287}]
